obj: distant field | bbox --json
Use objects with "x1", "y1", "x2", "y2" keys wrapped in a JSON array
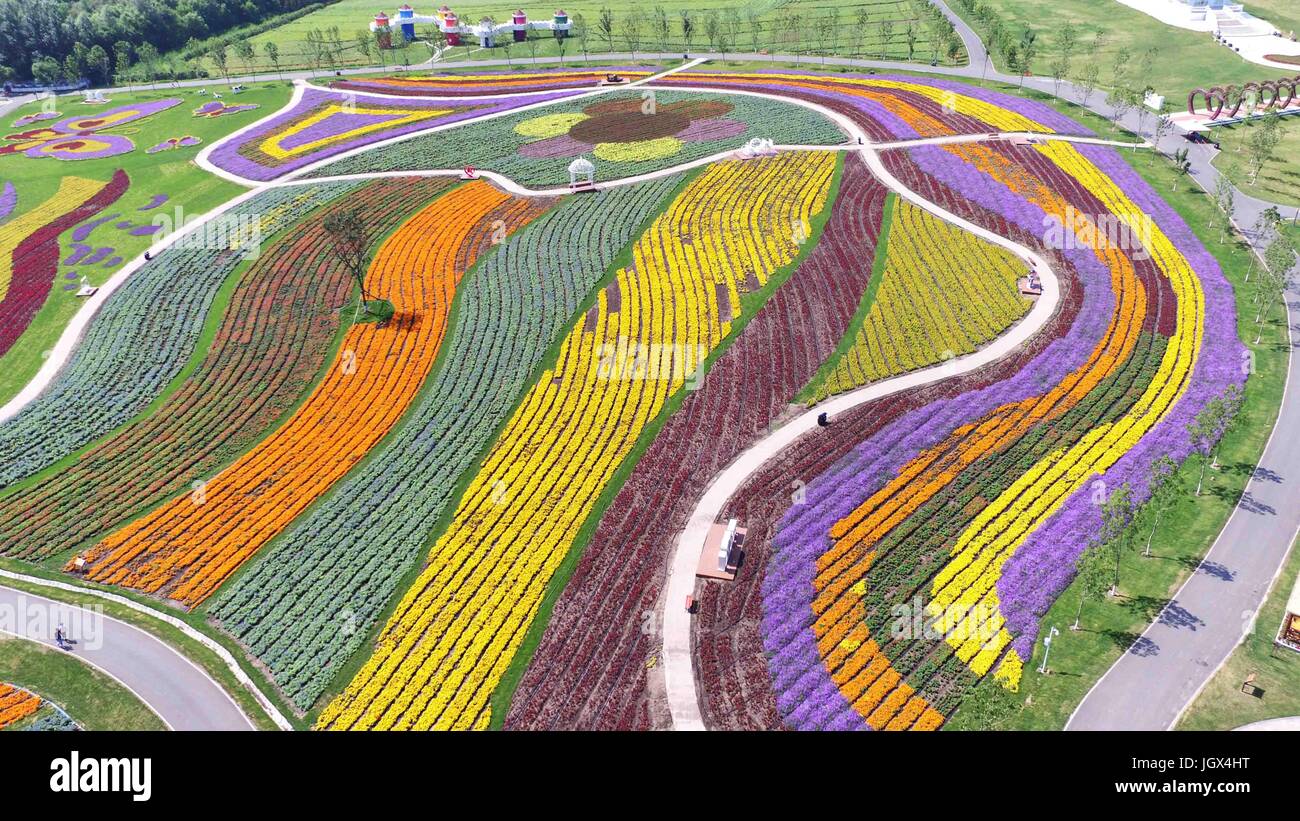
[
  {"x1": 221, "y1": 1, "x2": 966, "y2": 73},
  {"x1": 951, "y1": 0, "x2": 1300, "y2": 100}
]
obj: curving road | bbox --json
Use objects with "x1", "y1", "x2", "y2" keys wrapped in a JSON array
[{"x1": 0, "y1": 584, "x2": 253, "y2": 730}]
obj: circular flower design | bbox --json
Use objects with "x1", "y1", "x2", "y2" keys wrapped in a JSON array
[
  {"x1": 26, "y1": 134, "x2": 135, "y2": 160},
  {"x1": 513, "y1": 97, "x2": 739, "y2": 164},
  {"x1": 513, "y1": 112, "x2": 589, "y2": 139}
]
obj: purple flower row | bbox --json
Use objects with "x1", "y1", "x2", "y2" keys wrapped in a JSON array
[{"x1": 0, "y1": 182, "x2": 14, "y2": 221}]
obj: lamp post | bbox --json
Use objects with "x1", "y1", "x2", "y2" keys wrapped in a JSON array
[{"x1": 1038, "y1": 626, "x2": 1060, "y2": 674}]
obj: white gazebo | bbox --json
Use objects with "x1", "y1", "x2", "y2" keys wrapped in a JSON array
[{"x1": 568, "y1": 156, "x2": 595, "y2": 190}]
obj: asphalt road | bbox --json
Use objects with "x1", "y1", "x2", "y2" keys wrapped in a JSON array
[{"x1": 0, "y1": 585, "x2": 253, "y2": 730}]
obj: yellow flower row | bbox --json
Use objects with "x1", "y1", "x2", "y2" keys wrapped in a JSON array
[
  {"x1": 258, "y1": 103, "x2": 452, "y2": 161},
  {"x1": 817, "y1": 199, "x2": 1030, "y2": 400},
  {"x1": 317, "y1": 151, "x2": 837, "y2": 730}
]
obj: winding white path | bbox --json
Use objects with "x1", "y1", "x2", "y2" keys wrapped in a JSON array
[{"x1": 661, "y1": 141, "x2": 1063, "y2": 730}]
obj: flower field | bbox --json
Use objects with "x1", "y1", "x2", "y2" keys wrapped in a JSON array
[
  {"x1": 211, "y1": 176, "x2": 682, "y2": 710},
  {"x1": 317, "y1": 152, "x2": 836, "y2": 730},
  {"x1": 0, "y1": 171, "x2": 128, "y2": 359},
  {"x1": 506, "y1": 155, "x2": 889, "y2": 730},
  {"x1": 73, "y1": 181, "x2": 551, "y2": 606},
  {"x1": 0, "y1": 684, "x2": 41, "y2": 730},
  {"x1": 0, "y1": 65, "x2": 1254, "y2": 733},
  {"x1": 331, "y1": 69, "x2": 654, "y2": 98},
  {"x1": 0, "y1": 181, "x2": 363, "y2": 489},
  {"x1": 807, "y1": 198, "x2": 1030, "y2": 401},
  {"x1": 305, "y1": 90, "x2": 845, "y2": 185},
  {"x1": 0, "y1": 179, "x2": 449, "y2": 563},
  {"x1": 210, "y1": 88, "x2": 578, "y2": 181}
]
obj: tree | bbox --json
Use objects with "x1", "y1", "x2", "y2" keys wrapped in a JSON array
[
  {"x1": 1150, "y1": 104, "x2": 1174, "y2": 156},
  {"x1": 1170, "y1": 147, "x2": 1192, "y2": 190},
  {"x1": 680, "y1": 10, "x2": 696, "y2": 56},
  {"x1": 749, "y1": 10, "x2": 763, "y2": 55},
  {"x1": 32, "y1": 55, "x2": 62, "y2": 86},
  {"x1": 597, "y1": 6, "x2": 615, "y2": 53},
  {"x1": 625, "y1": 8, "x2": 645, "y2": 60},
  {"x1": 233, "y1": 39, "x2": 255, "y2": 77},
  {"x1": 1098, "y1": 482, "x2": 1135, "y2": 593},
  {"x1": 209, "y1": 42, "x2": 230, "y2": 85},
  {"x1": 1105, "y1": 85, "x2": 1134, "y2": 131},
  {"x1": 1187, "y1": 386, "x2": 1243, "y2": 495},
  {"x1": 1016, "y1": 28, "x2": 1036, "y2": 87},
  {"x1": 1245, "y1": 206, "x2": 1282, "y2": 282},
  {"x1": 1214, "y1": 174, "x2": 1236, "y2": 244},
  {"x1": 323, "y1": 209, "x2": 375, "y2": 316},
  {"x1": 704, "y1": 11, "x2": 720, "y2": 53},
  {"x1": 818, "y1": 10, "x2": 839, "y2": 65},
  {"x1": 137, "y1": 42, "x2": 159, "y2": 90},
  {"x1": 1076, "y1": 61, "x2": 1101, "y2": 107},
  {"x1": 573, "y1": 12, "x2": 590, "y2": 63},
  {"x1": 853, "y1": 7, "x2": 871, "y2": 59},
  {"x1": 880, "y1": 19, "x2": 893, "y2": 60},
  {"x1": 354, "y1": 31, "x2": 373, "y2": 69},
  {"x1": 1073, "y1": 543, "x2": 1112, "y2": 630},
  {"x1": 1246, "y1": 110, "x2": 1282, "y2": 185},
  {"x1": 1050, "y1": 23, "x2": 1077, "y2": 95},
  {"x1": 1256, "y1": 235, "x2": 1296, "y2": 343},
  {"x1": 652, "y1": 6, "x2": 671, "y2": 58},
  {"x1": 264, "y1": 41, "x2": 283, "y2": 81},
  {"x1": 725, "y1": 8, "x2": 743, "y2": 60},
  {"x1": 1141, "y1": 455, "x2": 1181, "y2": 557},
  {"x1": 86, "y1": 44, "x2": 110, "y2": 85},
  {"x1": 112, "y1": 41, "x2": 133, "y2": 89}
]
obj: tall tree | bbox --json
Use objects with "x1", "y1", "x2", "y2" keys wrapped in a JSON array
[
  {"x1": 597, "y1": 6, "x2": 615, "y2": 53},
  {"x1": 1073, "y1": 543, "x2": 1113, "y2": 629},
  {"x1": 680, "y1": 10, "x2": 695, "y2": 56},
  {"x1": 1098, "y1": 482, "x2": 1135, "y2": 593},
  {"x1": 1141, "y1": 455, "x2": 1181, "y2": 557},
  {"x1": 323, "y1": 209, "x2": 375, "y2": 316},
  {"x1": 264, "y1": 41, "x2": 283, "y2": 81}
]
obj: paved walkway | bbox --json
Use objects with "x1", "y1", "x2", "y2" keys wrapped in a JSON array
[
  {"x1": 1234, "y1": 716, "x2": 1300, "y2": 731},
  {"x1": 0, "y1": 584, "x2": 252, "y2": 730}
]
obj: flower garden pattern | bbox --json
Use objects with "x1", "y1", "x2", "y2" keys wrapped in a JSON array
[
  {"x1": 0, "y1": 684, "x2": 41, "y2": 729},
  {"x1": 73, "y1": 181, "x2": 551, "y2": 606}
]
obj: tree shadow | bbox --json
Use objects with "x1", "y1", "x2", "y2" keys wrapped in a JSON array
[
  {"x1": 1121, "y1": 594, "x2": 1169, "y2": 622},
  {"x1": 1158, "y1": 600, "x2": 1206, "y2": 632},
  {"x1": 1237, "y1": 491, "x2": 1277, "y2": 516},
  {"x1": 1197, "y1": 560, "x2": 1236, "y2": 582}
]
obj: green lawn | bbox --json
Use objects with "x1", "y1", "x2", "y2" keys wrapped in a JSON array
[
  {"x1": 194, "y1": 0, "x2": 966, "y2": 75},
  {"x1": 1178, "y1": 534, "x2": 1300, "y2": 730},
  {"x1": 952, "y1": 0, "x2": 1299, "y2": 100},
  {"x1": 0, "y1": 634, "x2": 165, "y2": 730},
  {"x1": 0, "y1": 82, "x2": 291, "y2": 408},
  {"x1": 945, "y1": 143, "x2": 1290, "y2": 730},
  {"x1": 1210, "y1": 114, "x2": 1300, "y2": 208}
]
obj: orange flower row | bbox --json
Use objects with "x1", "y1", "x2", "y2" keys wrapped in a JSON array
[
  {"x1": 75, "y1": 181, "x2": 550, "y2": 607},
  {"x1": 0, "y1": 684, "x2": 41, "y2": 729}
]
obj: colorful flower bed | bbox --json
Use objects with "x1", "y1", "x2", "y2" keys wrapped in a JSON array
[
  {"x1": 507, "y1": 155, "x2": 889, "y2": 731},
  {"x1": 146, "y1": 136, "x2": 201, "y2": 154},
  {"x1": 211, "y1": 176, "x2": 681, "y2": 710},
  {"x1": 331, "y1": 69, "x2": 653, "y2": 98},
  {"x1": 0, "y1": 181, "x2": 364, "y2": 490},
  {"x1": 807, "y1": 198, "x2": 1031, "y2": 401},
  {"x1": 0, "y1": 179, "x2": 449, "y2": 563},
  {"x1": 193, "y1": 101, "x2": 260, "y2": 118},
  {"x1": 749, "y1": 134, "x2": 1236, "y2": 730},
  {"x1": 0, "y1": 172, "x2": 128, "y2": 359},
  {"x1": 208, "y1": 88, "x2": 578, "y2": 181},
  {"x1": 1, "y1": 99, "x2": 182, "y2": 161},
  {"x1": 305, "y1": 90, "x2": 845, "y2": 185},
  {"x1": 0, "y1": 684, "x2": 41, "y2": 729},
  {"x1": 74, "y1": 182, "x2": 550, "y2": 606},
  {"x1": 317, "y1": 152, "x2": 836, "y2": 731}
]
